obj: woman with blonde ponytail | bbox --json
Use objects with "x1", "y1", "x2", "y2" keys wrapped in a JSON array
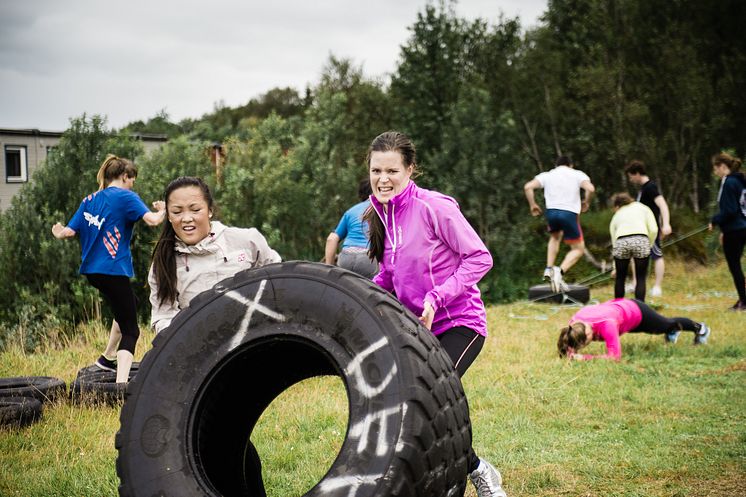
[{"x1": 51, "y1": 154, "x2": 167, "y2": 384}]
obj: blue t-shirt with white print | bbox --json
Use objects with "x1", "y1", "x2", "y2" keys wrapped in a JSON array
[{"x1": 67, "y1": 187, "x2": 149, "y2": 277}]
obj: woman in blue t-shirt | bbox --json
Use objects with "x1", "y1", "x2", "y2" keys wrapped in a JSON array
[
  {"x1": 708, "y1": 152, "x2": 746, "y2": 311},
  {"x1": 52, "y1": 155, "x2": 166, "y2": 383},
  {"x1": 324, "y1": 179, "x2": 378, "y2": 278}
]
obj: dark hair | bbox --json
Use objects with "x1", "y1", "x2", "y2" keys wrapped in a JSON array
[
  {"x1": 363, "y1": 131, "x2": 418, "y2": 262},
  {"x1": 151, "y1": 177, "x2": 214, "y2": 305},
  {"x1": 557, "y1": 322, "x2": 588, "y2": 357},
  {"x1": 611, "y1": 192, "x2": 634, "y2": 208},
  {"x1": 357, "y1": 178, "x2": 372, "y2": 201},
  {"x1": 96, "y1": 154, "x2": 137, "y2": 190},
  {"x1": 555, "y1": 155, "x2": 574, "y2": 167},
  {"x1": 624, "y1": 160, "x2": 646, "y2": 176},
  {"x1": 711, "y1": 152, "x2": 742, "y2": 172}
]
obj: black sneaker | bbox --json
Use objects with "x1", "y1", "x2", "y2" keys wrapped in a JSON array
[
  {"x1": 729, "y1": 300, "x2": 746, "y2": 312},
  {"x1": 95, "y1": 355, "x2": 117, "y2": 372}
]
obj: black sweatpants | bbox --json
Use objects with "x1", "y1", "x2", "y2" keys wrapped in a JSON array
[
  {"x1": 85, "y1": 273, "x2": 140, "y2": 354},
  {"x1": 437, "y1": 326, "x2": 486, "y2": 473},
  {"x1": 723, "y1": 228, "x2": 746, "y2": 303},
  {"x1": 630, "y1": 299, "x2": 699, "y2": 334}
]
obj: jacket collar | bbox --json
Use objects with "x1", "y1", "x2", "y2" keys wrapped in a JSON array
[
  {"x1": 369, "y1": 180, "x2": 417, "y2": 218},
  {"x1": 175, "y1": 221, "x2": 226, "y2": 255}
]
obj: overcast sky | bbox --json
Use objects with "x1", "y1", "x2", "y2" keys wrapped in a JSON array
[{"x1": 1, "y1": 0, "x2": 547, "y2": 131}]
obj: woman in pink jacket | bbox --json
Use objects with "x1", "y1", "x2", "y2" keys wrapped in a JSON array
[
  {"x1": 363, "y1": 131, "x2": 506, "y2": 497},
  {"x1": 558, "y1": 298, "x2": 710, "y2": 361}
]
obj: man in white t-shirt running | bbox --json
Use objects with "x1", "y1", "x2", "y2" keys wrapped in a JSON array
[{"x1": 524, "y1": 156, "x2": 595, "y2": 293}]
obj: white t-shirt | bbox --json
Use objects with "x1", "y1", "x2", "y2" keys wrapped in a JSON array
[{"x1": 534, "y1": 165, "x2": 591, "y2": 214}]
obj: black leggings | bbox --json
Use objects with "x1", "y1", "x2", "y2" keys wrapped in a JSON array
[
  {"x1": 85, "y1": 274, "x2": 140, "y2": 354},
  {"x1": 437, "y1": 326, "x2": 486, "y2": 473},
  {"x1": 630, "y1": 300, "x2": 698, "y2": 334},
  {"x1": 614, "y1": 257, "x2": 649, "y2": 301},
  {"x1": 723, "y1": 228, "x2": 746, "y2": 303}
]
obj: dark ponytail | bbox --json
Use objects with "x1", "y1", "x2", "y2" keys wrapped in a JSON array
[
  {"x1": 364, "y1": 206, "x2": 385, "y2": 263},
  {"x1": 151, "y1": 177, "x2": 214, "y2": 305},
  {"x1": 363, "y1": 131, "x2": 418, "y2": 263}
]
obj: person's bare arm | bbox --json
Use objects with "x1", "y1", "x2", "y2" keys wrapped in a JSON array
[
  {"x1": 523, "y1": 179, "x2": 543, "y2": 216},
  {"x1": 654, "y1": 195, "x2": 672, "y2": 237},
  {"x1": 324, "y1": 232, "x2": 340, "y2": 265},
  {"x1": 52, "y1": 223, "x2": 76, "y2": 239},
  {"x1": 580, "y1": 180, "x2": 595, "y2": 212},
  {"x1": 142, "y1": 200, "x2": 166, "y2": 227}
]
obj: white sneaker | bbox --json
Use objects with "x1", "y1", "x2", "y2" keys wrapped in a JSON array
[
  {"x1": 625, "y1": 282, "x2": 636, "y2": 293},
  {"x1": 650, "y1": 286, "x2": 662, "y2": 297},
  {"x1": 694, "y1": 322, "x2": 710, "y2": 345},
  {"x1": 551, "y1": 266, "x2": 565, "y2": 293},
  {"x1": 469, "y1": 459, "x2": 507, "y2": 497},
  {"x1": 543, "y1": 267, "x2": 552, "y2": 284}
]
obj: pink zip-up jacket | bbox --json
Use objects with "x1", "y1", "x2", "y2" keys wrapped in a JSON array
[
  {"x1": 569, "y1": 298, "x2": 643, "y2": 360},
  {"x1": 370, "y1": 181, "x2": 493, "y2": 336}
]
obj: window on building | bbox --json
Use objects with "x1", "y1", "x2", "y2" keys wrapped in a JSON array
[{"x1": 5, "y1": 145, "x2": 28, "y2": 183}]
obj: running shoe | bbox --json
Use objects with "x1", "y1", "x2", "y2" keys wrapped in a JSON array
[
  {"x1": 551, "y1": 266, "x2": 565, "y2": 294},
  {"x1": 650, "y1": 285, "x2": 662, "y2": 297},
  {"x1": 664, "y1": 331, "x2": 680, "y2": 344},
  {"x1": 543, "y1": 267, "x2": 553, "y2": 284},
  {"x1": 729, "y1": 300, "x2": 746, "y2": 311},
  {"x1": 469, "y1": 458, "x2": 507, "y2": 497},
  {"x1": 95, "y1": 355, "x2": 117, "y2": 372},
  {"x1": 694, "y1": 322, "x2": 710, "y2": 345}
]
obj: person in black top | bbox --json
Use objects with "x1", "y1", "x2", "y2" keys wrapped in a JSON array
[
  {"x1": 709, "y1": 152, "x2": 746, "y2": 311},
  {"x1": 625, "y1": 161, "x2": 672, "y2": 297}
]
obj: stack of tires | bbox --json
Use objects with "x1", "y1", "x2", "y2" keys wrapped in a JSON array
[
  {"x1": 0, "y1": 361, "x2": 138, "y2": 428},
  {"x1": 0, "y1": 376, "x2": 66, "y2": 428},
  {"x1": 70, "y1": 363, "x2": 139, "y2": 405}
]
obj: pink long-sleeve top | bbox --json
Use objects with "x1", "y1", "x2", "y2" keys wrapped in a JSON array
[{"x1": 569, "y1": 298, "x2": 643, "y2": 360}]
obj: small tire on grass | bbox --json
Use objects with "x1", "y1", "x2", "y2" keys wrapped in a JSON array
[
  {"x1": 528, "y1": 283, "x2": 590, "y2": 304},
  {"x1": 69, "y1": 363, "x2": 139, "y2": 405},
  {"x1": 0, "y1": 376, "x2": 66, "y2": 403},
  {"x1": 0, "y1": 396, "x2": 43, "y2": 428},
  {"x1": 116, "y1": 261, "x2": 471, "y2": 497}
]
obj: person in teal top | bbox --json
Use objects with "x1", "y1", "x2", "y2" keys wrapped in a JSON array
[
  {"x1": 52, "y1": 154, "x2": 166, "y2": 383},
  {"x1": 324, "y1": 179, "x2": 378, "y2": 278}
]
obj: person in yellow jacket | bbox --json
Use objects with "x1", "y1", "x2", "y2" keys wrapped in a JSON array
[{"x1": 609, "y1": 192, "x2": 658, "y2": 301}]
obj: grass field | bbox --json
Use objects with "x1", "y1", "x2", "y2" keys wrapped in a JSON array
[{"x1": 0, "y1": 260, "x2": 744, "y2": 496}]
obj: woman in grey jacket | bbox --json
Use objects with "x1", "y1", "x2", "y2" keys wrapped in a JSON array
[
  {"x1": 148, "y1": 178, "x2": 279, "y2": 496},
  {"x1": 148, "y1": 176, "x2": 281, "y2": 333}
]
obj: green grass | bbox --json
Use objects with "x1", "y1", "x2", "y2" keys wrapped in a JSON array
[{"x1": 1, "y1": 260, "x2": 744, "y2": 496}]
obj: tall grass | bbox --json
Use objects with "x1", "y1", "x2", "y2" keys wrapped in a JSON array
[{"x1": 0, "y1": 260, "x2": 744, "y2": 496}]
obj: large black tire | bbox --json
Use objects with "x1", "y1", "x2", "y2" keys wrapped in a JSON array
[
  {"x1": 0, "y1": 396, "x2": 43, "y2": 428},
  {"x1": 70, "y1": 363, "x2": 140, "y2": 405},
  {"x1": 117, "y1": 262, "x2": 471, "y2": 497},
  {"x1": 528, "y1": 284, "x2": 590, "y2": 304},
  {"x1": 0, "y1": 376, "x2": 66, "y2": 403}
]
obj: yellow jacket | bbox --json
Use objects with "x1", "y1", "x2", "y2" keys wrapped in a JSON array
[{"x1": 609, "y1": 202, "x2": 658, "y2": 244}]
